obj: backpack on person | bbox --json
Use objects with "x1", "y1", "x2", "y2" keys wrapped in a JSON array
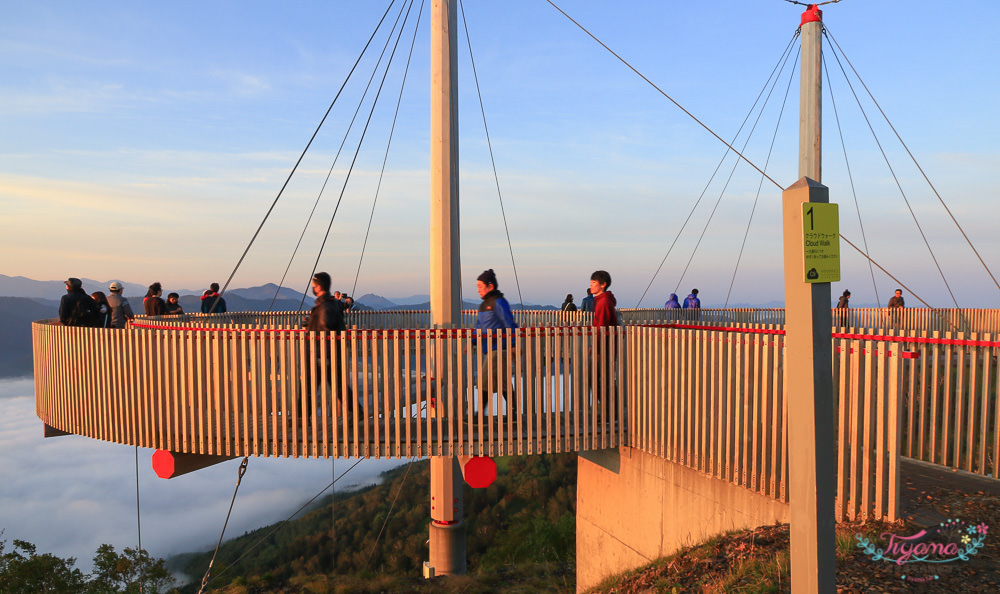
[{"x1": 69, "y1": 297, "x2": 100, "y2": 327}]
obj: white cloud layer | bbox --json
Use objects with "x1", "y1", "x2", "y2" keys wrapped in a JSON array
[{"x1": 0, "y1": 379, "x2": 405, "y2": 575}]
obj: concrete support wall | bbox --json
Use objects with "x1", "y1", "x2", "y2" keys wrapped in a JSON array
[{"x1": 576, "y1": 447, "x2": 789, "y2": 592}]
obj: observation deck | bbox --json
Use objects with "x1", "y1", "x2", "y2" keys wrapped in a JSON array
[{"x1": 32, "y1": 306, "x2": 1000, "y2": 522}]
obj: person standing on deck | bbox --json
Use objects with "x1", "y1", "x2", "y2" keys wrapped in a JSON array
[
  {"x1": 888, "y1": 289, "x2": 905, "y2": 309},
  {"x1": 589, "y1": 270, "x2": 619, "y2": 418},
  {"x1": 664, "y1": 293, "x2": 681, "y2": 309},
  {"x1": 474, "y1": 269, "x2": 518, "y2": 412},
  {"x1": 683, "y1": 289, "x2": 701, "y2": 309},
  {"x1": 306, "y1": 272, "x2": 349, "y2": 415},
  {"x1": 200, "y1": 282, "x2": 227, "y2": 314},
  {"x1": 58, "y1": 278, "x2": 98, "y2": 327},
  {"x1": 107, "y1": 281, "x2": 135, "y2": 328},
  {"x1": 165, "y1": 292, "x2": 184, "y2": 315},
  {"x1": 580, "y1": 288, "x2": 595, "y2": 312},
  {"x1": 835, "y1": 289, "x2": 851, "y2": 326},
  {"x1": 561, "y1": 294, "x2": 577, "y2": 312},
  {"x1": 143, "y1": 282, "x2": 166, "y2": 316}
]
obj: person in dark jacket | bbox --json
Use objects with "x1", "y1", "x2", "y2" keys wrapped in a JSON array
[
  {"x1": 200, "y1": 282, "x2": 227, "y2": 314},
  {"x1": 59, "y1": 277, "x2": 99, "y2": 326},
  {"x1": 305, "y1": 272, "x2": 350, "y2": 414},
  {"x1": 165, "y1": 292, "x2": 184, "y2": 315},
  {"x1": 91, "y1": 291, "x2": 111, "y2": 328},
  {"x1": 664, "y1": 293, "x2": 681, "y2": 309},
  {"x1": 836, "y1": 290, "x2": 850, "y2": 309},
  {"x1": 580, "y1": 288, "x2": 595, "y2": 312},
  {"x1": 888, "y1": 289, "x2": 905, "y2": 309},
  {"x1": 561, "y1": 294, "x2": 577, "y2": 312},
  {"x1": 143, "y1": 282, "x2": 166, "y2": 316},
  {"x1": 474, "y1": 269, "x2": 517, "y2": 411},
  {"x1": 306, "y1": 272, "x2": 346, "y2": 332}
]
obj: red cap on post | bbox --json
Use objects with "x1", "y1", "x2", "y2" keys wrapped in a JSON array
[{"x1": 801, "y1": 4, "x2": 823, "y2": 26}]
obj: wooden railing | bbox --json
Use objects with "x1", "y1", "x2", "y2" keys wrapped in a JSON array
[
  {"x1": 32, "y1": 319, "x2": 623, "y2": 460},
  {"x1": 33, "y1": 309, "x2": 1000, "y2": 522},
  {"x1": 621, "y1": 307, "x2": 1000, "y2": 334},
  {"x1": 625, "y1": 323, "x2": 906, "y2": 521}
]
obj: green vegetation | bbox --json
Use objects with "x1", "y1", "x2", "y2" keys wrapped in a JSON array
[
  {"x1": 176, "y1": 453, "x2": 578, "y2": 592},
  {"x1": 0, "y1": 536, "x2": 174, "y2": 593}
]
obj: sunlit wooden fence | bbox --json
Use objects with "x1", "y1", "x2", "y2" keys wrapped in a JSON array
[
  {"x1": 32, "y1": 308, "x2": 1000, "y2": 523},
  {"x1": 621, "y1": 307, "x2": 1000, "y2": 333},
  {"x1": 32, "y1": 320, "x2": 624, "y2": 460}
]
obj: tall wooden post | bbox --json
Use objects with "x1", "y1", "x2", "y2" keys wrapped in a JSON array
[
  {"x1": 785, "y1": 5, "x2": 835, "y2": 593},
  {"x1": 426, "y1": 0, "x2": 466, "y2": 577}
]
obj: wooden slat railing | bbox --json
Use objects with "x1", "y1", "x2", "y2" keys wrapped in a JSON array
[
  {"x1": 625, "y1": 323, "x2": 904, "y2": 521},
  {"x1": 33, "y1": 320, "x2": 623, "y2": 459},
  {"x1": 35, "y1": 309, "x2": 1000, "y2": 522}
]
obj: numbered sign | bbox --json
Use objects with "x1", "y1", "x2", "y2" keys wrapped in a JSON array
[{"x1": 801, "y1": 202, "x2": 840, "y2": 283}]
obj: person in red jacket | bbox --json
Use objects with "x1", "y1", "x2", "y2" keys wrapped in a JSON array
[
  {"x1": 590, "y1": 270, "x2": 618, "y2": 328},
  {"x1": 588, "y1": 270, "x2": 618, "y2": 421}
]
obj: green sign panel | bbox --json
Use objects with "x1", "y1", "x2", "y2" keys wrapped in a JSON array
[{"x1": 802, "y1": 202, "x2": 840, "y2": 283}]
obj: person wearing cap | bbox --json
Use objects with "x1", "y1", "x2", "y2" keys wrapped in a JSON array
[
  {"x1": 107, "y1": 281, "x2": 135, "y2": 328},
  {"x1": 474, "y1": 269, "x2": 518, "y2": 411},
  {"x1": 59, "y1": 277, "x2": 99, "y2": 326},
  {"x1": 200, "y1": 282, "x2": 227, "y2": 314}
]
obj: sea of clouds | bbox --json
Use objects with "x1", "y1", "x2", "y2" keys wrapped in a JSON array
[{"x1": 0, "y1": 378, "x2": 406, "y2": 574}]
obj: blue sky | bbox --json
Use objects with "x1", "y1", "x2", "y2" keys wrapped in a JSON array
[{"x1": 2, "y1": 1, "x2": 999, "y2": 307}]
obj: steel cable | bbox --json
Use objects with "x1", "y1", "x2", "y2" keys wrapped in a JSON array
[
  {"x1": 823, "y1": 27, "x2": 959, "y2": 307},
  {"x1": 636, "y1": 32, "x2": 800, "y2": 307},
  {"x1": 352, "y1": 0, "x2": 427, "y2": 301},
  {"x1": 210, "y1": 1, "x2": 399, "y2": 312},
  {"x1": 460, "y1": 0, "x2": 525, "y2": 309},
  {"x1": 822, "y1": 52, "x2": 881, "y2": 306}
]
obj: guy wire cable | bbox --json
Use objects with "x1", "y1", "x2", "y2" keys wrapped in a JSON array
[
  {"x1": 823, "y1": 27, "x2": 959, "y2": 308},
  {"x1": 822, "y1": 52, "x2": 881, "y2": 306},
  {"x1": 198, "y1": 457, "x2": 249, "y2": 594},
  {"x1": 545, "y1": 0, "x2": 782, "y2": 191},
  {"x1": 460, "y1": 0, "x2": 525, "y2": 309},
  {"x1": 302, "y1": 0, "x2": 418, "y2": 303},
  {"x1": 201, "y1": 458, "x2": 366, "y2": 589},
  {"x1": 258, "y1": 0, "x2": 413, "y2": 311},
  {"x1": 212, "y1": 0, "x2": 399, "y2": 308},
  {"x1": 636, "y1": 31, "x2": 800, "y2": 307},
  {"x1": 826, "y1": 26, "x2": 1000, "y2": 297},
  {"x1": 352, "y1": 0, "x2": 427, "y2": 301},
  {"x1": 724, "y1": 46, "x2": 799, "y2": 308}
]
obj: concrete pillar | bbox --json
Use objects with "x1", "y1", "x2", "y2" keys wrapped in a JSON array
[{"x1": 428, "y1": 0, "x2": 465, "y2": 577}]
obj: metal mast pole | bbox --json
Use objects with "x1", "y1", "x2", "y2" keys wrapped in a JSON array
[
  {"x1": 426, "y1": 0, "x2": 466, "y2": 578},
  {"x1": 784, "y1": 4, "x2": 835, "y2": 593}
]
